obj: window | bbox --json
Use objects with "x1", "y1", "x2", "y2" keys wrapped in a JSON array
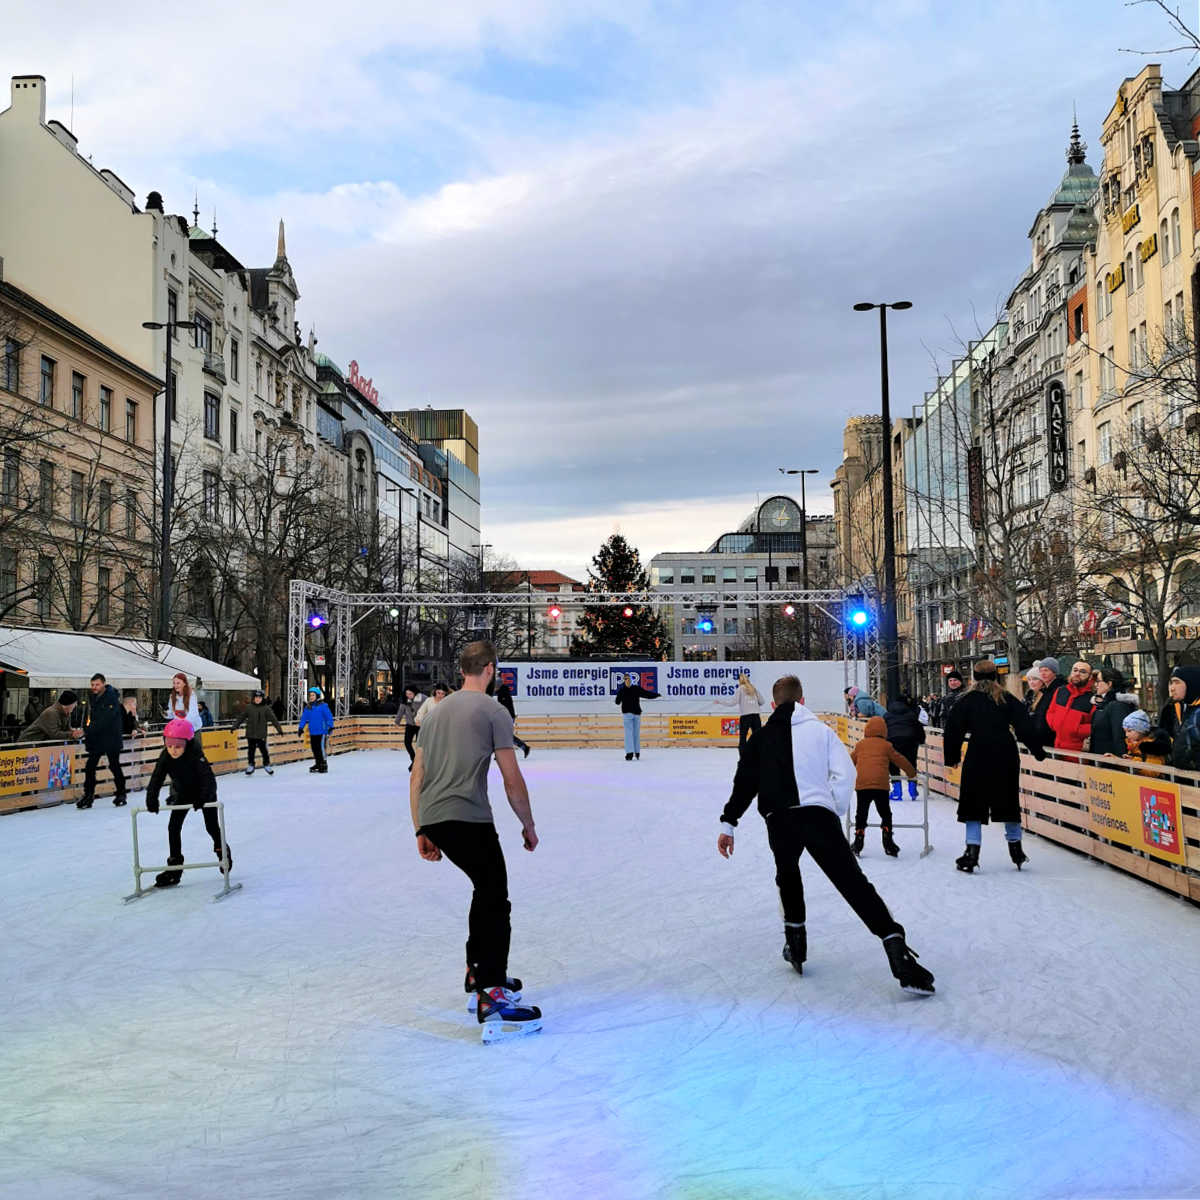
[
  {"x1": 1171, "y1": 208, "x2": 1182, "y2": 258},
  {"x1": 0, "y1": 547, "x2": 16, "y2": 609},
  {"x1": 656, "y1": 567, "x2": 674, "y2": 585},
  {"x1": 722, "y1": 566, "x2": 737, "y2": 583},
  {"x1": 679, "y1": 568, "x2": 695, "y2": 585},
  {"x1": 1073, "y1": 305, "x2": 1084, "y2": 339},
  {"x1": 71, "y1": 371, "x2": 84, "y2": 419},
  {"x1": 1178, "y1": 563, "x2": 1200, "y2": 618},
  {"x1": 1134, "y1": 245, "x2": 1144, "y2": 289},
  {"x1": 3, "y1": 450, "x2": 19, "y2": 505},
  {"x1": 68, "y1": 561, "x2": 81, "y2": 625},
  {"x1": 230, "y1": 336, "x2": 239, "y2": 382},
  {"x1": 202, "y1": 470, "x2": 219, "y2": 520},
  {"x1": 70, "y1": 471, "x2": 84, "y2": 524},
  {"x1": 36, "y1": 556, "x2": 52, "y2": 621},
  {"x1": 167, "y1": 288, "x2": 178, "y2": 338},
  {"x1": 724, "y1": 617, "x2": 738, "y2": 636},
  {"x1": 681, "y1": 617, "x2": 696, "y2": 635},
  {"x1": 123, "y1": 571, "x2": 136, "y2": 626},
  {"x1": 1125, "y1": 252, "x2": 1134, "y2": 291},
  {"x1": 743, "y1": 566, "x2": 758, "y2": 583},
  {"x1": 1128, "y1": 329, "x2": 1138, "y2": 371},
  {"x1": 1105, "y1": 283, "x2": 1113, "y2": 318},
  {"x1": 99, "y1": 386, "x2": 112, "y2": 432},
  {"x1": 1161, "y1": 218, "x2": 1171, "y2": 263},
  {"x1": 1074, "y1": 370, "x2": 1085, "y2": 412},
  {"x1": 204, "y1": 392, "x2": 220, "y2": 441},
  {"x1": 1128, "y1": 400, "x2": 1144, "y2": 435},
  {"x1": 3, "y1": 339, "x2": 18, "y2": 393},
  {"x1": 1029, "y1": 467, "x2": 1042, "y2": 504},
  {"x1": 194, "y1": 313, "x2": 213, "y2": 353},
  {"x1": 1098, "y1": 421, "x2": 1112, "y2": 465},
  {"x1": 701, "y1": 567, "x2": 716, "y2": 585},
  {"x1": 1076, "y1": 439, "x2": 1087, "y2": 475},
  {"x1": 229, "y1": 409, "x2": 239, "y2": 454},
  {"x1": 38, "y1": 461, "x2": 53, "y2": 516},
  {"x1": 97, "y1": 566, "x2": 111, "y2": 625},
  {"x1": 255, "y1": 358, "x2": 263, "y2": 396},
  {"x1": 125, "y1": 489, "x2": 136, "y2": 538},
  {"x1": 785, "y1": 565, "x2": 799, "y2": 583},
  {"x1": 39, "y1": 355, "x2": 55, "y2": 406},
  {"x1": 1165, "y1": 297, "x2": 1173, "y2": 334},
  {"x1": 1014, "y1": 468, "x2": 1029, "y2": 507},
  {"x1": 169, "y1": 371, "x2": 178, "y2": 422},
  {"x1": 125, "y1": 399, "x2": 137, "y2": 442},
  {"x1": 1096, "y1": 284, "x2": 1104, "y2": 323},
  {"x1": 98, "y1": 480, "x2": 112, "y2": 532}
]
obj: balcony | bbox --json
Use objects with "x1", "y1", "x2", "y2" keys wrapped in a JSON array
[{"x1": 202, "y1": 353, "x2": 226, "y2": 384}]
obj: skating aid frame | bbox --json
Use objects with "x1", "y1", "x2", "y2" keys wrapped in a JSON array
[
  {"x1": 844, "y1": 744, "x2": 934, "y2": 858},
  {"x1": 122, "y1": 802, "x2": 243, "y2": 903}
]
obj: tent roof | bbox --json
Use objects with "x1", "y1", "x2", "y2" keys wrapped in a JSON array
[{"x1": 0, "y1": 628, "x2": 260, "y2": 691}]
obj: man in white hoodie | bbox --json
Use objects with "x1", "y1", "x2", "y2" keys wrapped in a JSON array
[{"x1": 717, "y1": 674, "x2": 935, "y2": 996}]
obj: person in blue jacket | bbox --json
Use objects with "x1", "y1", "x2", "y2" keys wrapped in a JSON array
[{"x1": 298, "y1": 686, "x2": 334, "y2": 773}]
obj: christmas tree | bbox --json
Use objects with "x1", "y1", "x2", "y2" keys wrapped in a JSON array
[{"x1": 570, "y1": 533, "x2": 670, "y2": 659}]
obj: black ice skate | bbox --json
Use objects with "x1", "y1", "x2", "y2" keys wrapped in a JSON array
[
  {"x1": 625, "y1": 753, "x2": 633, "y2": 761},
  {"x1": 76, "y1": 796, "x2": 94, "y2": 809},
  {"x1": 213, "y1": 844, "x2": 233, "y2": 875},
  {"x1": 154, "y1": 856, "x2": 184, "y2": 888},
  {"x1": 1007, "y1": 840, "x2": 1028, "y2": 870},
  {"x1": 851, "y1": 829, "x2": 865, "y2": 856},
  {"x1": 477, "y1": 986, "x2": 543, "y2": 1044},
  {"x1": 264, "y1": 765, "x2": 274, "y2": 775},
  {"x1": 244, "y1": 765, "x2": 255, "y2": 776},
  {"x1": 881, "y1": 826, "x2": 900, "y2": 857},
  {"x1": 113, "y1": 794, "x2": 127, "y2": 807},
  {"x1": 955, "y1": 844, "x2": 980, "y2": 873},
  {"x1": 464, "y1": 966, "x2": 523, "y2": 1012},
  {"x1": 309, "y1": 764, "x2": 321, "y2": 773},
  {"x1": 883, "y1": 929, "x2": 935, "y2": 996},
  {"x1": 781, "y1": 922, "x2": 806, "y2": 975}
]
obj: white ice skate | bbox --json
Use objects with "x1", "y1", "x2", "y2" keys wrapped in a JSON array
[{"x1": 477, "y1": 986, "x2": 542, "y2": 1044}]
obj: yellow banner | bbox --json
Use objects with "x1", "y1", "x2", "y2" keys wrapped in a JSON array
[
  {"x1": 835, "y1": 715, "x2": 849, "y2": 744},
  {"x1": 668, "y1": 715, "x2": 739, "y2": 740},
  {"x1": 0, "y1": 744, "x2": 73, "y2": 798},
  {"x1": 200, "y1": 729, "x2": 240, "y2": 769},
  {"x1": 1085, "y1": 768, "x2": 1186, "y2": 865}
]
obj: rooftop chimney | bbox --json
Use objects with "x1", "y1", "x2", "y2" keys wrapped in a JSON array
[{"x1": 10, "y1": 75, "x2": 47, "y2": 124}]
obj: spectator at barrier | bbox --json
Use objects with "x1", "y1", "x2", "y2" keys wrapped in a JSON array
[
  {"x1": 164, "y1": 673, "x2": 201, "y2": 731},
  {"x1": 196, "y1": 700, "x2": 215, "y2": 728},
  {"x1": 1088, "y1": 668, "x2": 1138, "y2": 757},
  {"x1": 1159, "y1": 667, "x2": 1197, "y2": 745},
  {"x1": 395, "y1": 685, "x2": 427, "y2": 773},
  {"x1": 77, "y1": 673, "x2": 127, "y2": 810},
  {"x1": 122, "y1": 696, "x2": 147, "y2": 739},
  {"x1": 932, "y1": 670, "x2": 965, "y2": 727},
  {"x1": 1122, "y1": 711, "x2": 1171, "y2": 765},
  {"x1": 844, "y1": 686, "x2": 886, "y2": 720},
  {"x1": 1045, "y1": 660, "x2": 1095, "y2": 753},
  {"x1": 615, "y1": 673, "x2": 660, "y2": 761},
  {"x1": 1166, "y1": 665, "x2": 1200, "y2": 771},
  {"x1": 19, "y1": 690, "x2": 82, "y2": 743}
]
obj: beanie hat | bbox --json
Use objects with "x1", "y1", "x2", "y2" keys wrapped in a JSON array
[
  {"x1": 945, "y1": 669, "x2": 963, "y2": 683},
  {"x1": 253, "y1": 689, "x2": 264, "y2": 699},
  {"x1": 972, "y1": 660, "x2": 997, "y2": 680},
  {"x1": 1122, "y1": 709, "x2": 1152, "y2": 734},
  {"x1": 1169, "y1": 665, "x2": 1200, "y2": 705},
  {"x1": 163, "y1": 718, "x2": 194, "y2": 742},
  {"x1": 1035, "y1": 657, "x2": 1061, "y2": 673},
  {"x1": 58, "y1": 689, "x2": 78, "y2": 706},
  {"x1": 844, "y1": 686, "x2": 859, "y2": 699},
  {"x1": 1024, "y1": 668, "x2": 1041, "y2": 685}
]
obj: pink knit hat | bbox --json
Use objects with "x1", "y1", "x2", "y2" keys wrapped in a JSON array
[{"x1": 163, "y1": 718, "x2": 194, "y2": 743}]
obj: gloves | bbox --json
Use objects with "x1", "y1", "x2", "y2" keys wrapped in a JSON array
[
  {"x1": 192, "y1": 796, "x2": 208, "y2": 811},
  {"x1": 146, "y1": 795, "x2": 159, "y2": 814}
]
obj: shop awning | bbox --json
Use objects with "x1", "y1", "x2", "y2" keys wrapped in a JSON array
[{"x1": 0, "y1": 627, "x2": 260, "y2": 691}]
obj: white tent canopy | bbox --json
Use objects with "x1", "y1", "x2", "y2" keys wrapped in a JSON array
[{"x1": 0, "y1": 627, "x2": 260, "y2": 691}]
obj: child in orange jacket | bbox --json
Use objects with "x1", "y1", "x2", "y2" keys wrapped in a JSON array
[{"x1": 849, "y1": 715, "x2": 916, "y2": 857}]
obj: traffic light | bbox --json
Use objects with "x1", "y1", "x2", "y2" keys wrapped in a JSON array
[
  {"x1": 697, "y1": 614, "x2": 715, "y2": 634},
  {"x1": 547, "y1": 604, "x2": 563, "y2": 620}
]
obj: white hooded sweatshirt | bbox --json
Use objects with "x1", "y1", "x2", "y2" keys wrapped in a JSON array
[{"x1": 788, "y1": 703, "x2": 855, "y2": 818}]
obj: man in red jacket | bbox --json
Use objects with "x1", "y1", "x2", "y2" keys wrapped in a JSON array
[{"x1": 1045, "y1": 659, "x2": 1095, "y2": 752}]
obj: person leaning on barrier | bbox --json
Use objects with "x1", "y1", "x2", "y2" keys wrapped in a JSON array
[{"x1": 19, "y1": 690, "x2": 84, "y2": 743}]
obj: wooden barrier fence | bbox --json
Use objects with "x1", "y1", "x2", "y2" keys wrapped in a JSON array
[{"x1": 825, "y1": 715, "x2": 1200, "y2": 903}]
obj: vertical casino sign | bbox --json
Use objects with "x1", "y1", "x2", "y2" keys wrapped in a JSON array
[{"x1": 1046, "y1": 380, "x2": 1068, "y2": 492}]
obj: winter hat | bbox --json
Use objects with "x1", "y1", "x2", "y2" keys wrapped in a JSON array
[
  {"x1": 863, "y1": 715, "x2": 888, "y2": 738},
  {"x1": 972, "y1": 660, "x2": 998, "y2": 680},
  {"x1": 163, "y1": 718, "x2": 194, "y2": 743},
  {"x1": 58, "y1": 689, "x2": 78, "y2": 706},
  {"x1": 844, "y1": 686, "x2": 859, "y2": 699},
  {"x1": 253, "y1": 689, "x2": 264, "y2": 699},
  {"x1": 1035, "y1": 656, "x2": 1061, "y2": 674},
  {"x1": 1024, "y1": 668, "x2": 1041, "y2": 685},
  {"x1": 945, "y1": 669, "x2": 963, "y2": 683},
  {"x1": 1169, "y1": 665, "x2": 1200, "y2": 704},
  {"x1": 1122, "y1": 709, "x2": 1152, "y2": 734}
]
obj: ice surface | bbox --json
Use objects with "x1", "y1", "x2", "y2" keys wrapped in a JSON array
[{"x1": 1, "y1": 747, "x2": 1198, "y2": 1200}]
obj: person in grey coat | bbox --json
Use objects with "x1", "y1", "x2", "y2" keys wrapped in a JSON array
[
  {"x1": 394, "y1": 685, "x2": 427, "y2": 771},
  {"x1": 19, "y1": 691, "x2": 83, "y2": 743},
  {"x1": 230, "y1": 690, "x2": 284, "y2": 775}
]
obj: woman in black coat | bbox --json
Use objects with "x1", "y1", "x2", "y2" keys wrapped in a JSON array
[
  {"x1": 1087, "y1": 667, "x2": 1138, "y2": 757},
  {"x1": 942, "y1": 660, "x2": 1046, "y2": 874}
]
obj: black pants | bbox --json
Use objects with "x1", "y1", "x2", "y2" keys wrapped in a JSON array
[
  {"x1": 738, "y1": 713, "x2": 761, "y2": 752},
  {"x1": 247, "y1": 737, "x2": 270, "y2": 767},
  {"x1": 421, "y1": 820, "x2": 511, "y2": 990},
  {"x1": 168, "y1": 804, "x2": 227, "y2": 861},
  {"x1": 403, "y1": 724, "x2": 418, "y2": 762},
  {"x1": 83, "y1": 747, "x2": 126, "y2": 800},
  {"x1": 513, "y1": 734, "x2": 530, "y2": 754},
  {"x1": 310, "y1": 733, "x2": 327, "y2": 769},
  {"x1": 765, "y1": 806, "x2": 900, "y2": 938},
  {"x1": 854, "y1": 788, "x2": 894, "y2": 831}
]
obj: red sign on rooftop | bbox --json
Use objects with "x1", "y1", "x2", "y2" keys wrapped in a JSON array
[{"x1": 347, "y1": 360, "x2": 379, "y2": 405}]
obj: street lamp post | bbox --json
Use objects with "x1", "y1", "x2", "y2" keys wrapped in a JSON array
[
  {"x1": 779, "y1": 467, "x2": 820, "y2": 658},
  {"x1": 143, "y1": 317, "x2": 195, "y2": 645},
  {"x1": 852, "y1": 300, "x2": 912, "y2": 703}
]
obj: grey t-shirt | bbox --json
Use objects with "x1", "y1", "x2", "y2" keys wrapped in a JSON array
[{"x1": 416, "y1": 690, "x2": 515, "y2": 825}]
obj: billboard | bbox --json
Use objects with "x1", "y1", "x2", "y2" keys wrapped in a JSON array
[{"x1": 1085, "y1": 768, "x2": 1185, "y2": 865}]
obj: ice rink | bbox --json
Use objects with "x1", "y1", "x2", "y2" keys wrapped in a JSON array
[{"x1": 2, "y1": 745, "x2": 1198, "y2": 1200}]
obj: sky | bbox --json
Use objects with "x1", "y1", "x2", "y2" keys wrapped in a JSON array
[{"x1": 5, "y1": 1, "x2": 1198, "y2": 579}]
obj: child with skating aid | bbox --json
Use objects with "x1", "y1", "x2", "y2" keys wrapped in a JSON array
[
  {"x1": 298, "y1": 687, "x2": 334, "y2": 773},
  {"x1": 849, "y1": 716, "x2": 916, "y2": 857},
  {"x1": 144, "y1": 718, "x2": 232, "y2": 888}
]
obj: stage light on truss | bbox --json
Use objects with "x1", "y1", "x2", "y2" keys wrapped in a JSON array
[
  {"x1": 782, "y1": 603, "x2": 796, "y2": 618},
  {"x1": 307, "y1": 612, "x2": 328, "y2": 630},
  {"x1": 547, "y1": 604, "x2": 563, "y2": 620},
  {"x1": 622, "y1": 605, "x2": 635, "y2": 619}
]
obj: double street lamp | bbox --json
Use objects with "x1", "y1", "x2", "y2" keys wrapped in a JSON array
[
  {"x1": 143, "y1": 317, "x2": 195, "y2": 644},
  {"x1": 779, "y1": 467, "x2": 820, "y2": 657},
  {"x1": 852, "y1": 300, "x2": 912, "y2": 703}
]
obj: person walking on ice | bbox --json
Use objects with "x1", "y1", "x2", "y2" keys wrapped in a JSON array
[
  {"x1": 614, "y1": 672, "x2": 660, "y2": 760},
  {"x1": 942, "y1": 659, "x2": 1047, "y2": 873},
  {"x1": 410, "y1": 640, "x2": 543, "y2": 1042},
  {"x1": 231, "y1": 689, "x2": 284, "y2": 775},
  {"x1": 716, "y1": 672, "x2": 766, "y2": 752},
  {"x1": 144, "y1": 718, "x2": 232, "y2": 888},
  {"x1": 298, "y1": 687, "x2": 334, "y2": 773},
  {"x1": 716, "y1": 674, "x2": 935, "y2": 996}
]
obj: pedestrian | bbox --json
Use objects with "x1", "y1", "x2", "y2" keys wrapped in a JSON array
[
  {"x1": 298, "y1": 686, "x2": 334, "y2": 773},
  {"x1": 77, "y1": 673, "x2": 127, "y2": 809},
  {"x1": 19, "y1": 690, "x2": 83, "y2": 743},
  {"x1": 410, "y1": 640, "x2": 542, "y2": 1042},
  {"x1": 884, "y1": 694, "x2": 925, "y2": 804},
  {"x1": 1088, "y1": 668, "x2": 1139, "y2": 757},
  {"x1": 394, "y1": 685, "x2": 427, "y2": 773},
  {"x1": 932, "y1": 669, "x2": 965, "y2": 727},
  {"x1": 231, "y1": 689, "x2": 284, "y2": 775},
  {"x1": 1159, "y1": 665, "x2": 1199, "y2": 747},
  {"x1": 1044, "y1": 659, "x2": 1096, "y2": 753},
  {"x1": 144, "y1": 718, "x2": 232, "y2": 888},
  {"x1": 121, "y1": 696, "x2": 146, "y2": 739},
  {"x1": 494, "y1": 680, "x2": 531, "y2": 759},
  {"x1": 849, "y1": 715, "x2": 915, "y2": 857},
  {"x1": 716, "y1": 674, "x2": 934, "y2": 995},
  {"x1": 716, "y1": 672, "x2": 766, "y2": 752},
  {"x1": 942, "y1": 660, "x2": 1047, "y2": 873},
  {"x1": 1165, "y1": 665, "x2": 1200, "y2": 771},
  {"x1": 844, "y1": 685, "x2": 886, "y2": 719},
  {"x1": 163, "y1": 672, "x2": 201, "y2": 731},
  {"x1": 196, "y1": 700, "x2": 215, "y2": 728},
  {"x1": 614, "y1": 672, "x2": 660, "y2": 761}
]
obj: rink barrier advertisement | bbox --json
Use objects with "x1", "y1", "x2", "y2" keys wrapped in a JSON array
[
  {"x1": 667, "y1": 716, "x2": 739, "y2": 740},
  {"x1": 0, "y1": 744, "x2": 72, "y2": 800},
  {"x1": 199, "y1": 729, "x2": 240, "y2": 770},
  {"x1": 823, "y1": 714, "x2": 1200, "y2": 902}
]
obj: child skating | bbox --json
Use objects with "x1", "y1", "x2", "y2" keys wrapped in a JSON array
[
  {"x1": 849, "y1": 715, "x2": 916, "y2": 857},
  {"x1": 299, "y1": 687, "x2": 334, "y2": 773},
  {"x1": 231, "y1": 689, "x2": 284, "y2": 775},
  {"x1": 144, "y1": 718, "x2": 231, "y2": 888}
]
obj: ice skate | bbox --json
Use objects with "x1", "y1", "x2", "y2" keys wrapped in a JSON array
[
  {"x1": 1008, "y1": 840, "x2": 1028, "y2": 870},
  {"x1": 881, "y1": 827, "x2": 900, "y2": 857},
  {"x1": 907, "y1": 779, "x2": 919, "y2": 800},
  {"x1": 781, "y1": 922, "x2": 806, "y2": 975},
  {"x1": 889, "y1": 778, "x2": 902, "y2": 803},
  {"x1": 634, "y1": 753, "x2": 639, "y2": 760},
  {"x1": 244, "y1": 765, "x2": 255, "y2": 776},
  {"x1": 76, "y1": 796, "x2": 93, "y2": 810},
  {"x1": 213, "y1": 844, "x2": 233, "y2": 875},
  {"x1": 465, "y1": 966, "x2": 523, "y2": 1012},
  {"x1": 112, "y1": 795, "x2": 127, "y2": 807},
  {"x1": 955, "y1": 844, "x2": 980, "y2": 873},
  {"x1": 883, "y1": 929, "x2": 935, "y2": 996},
  {"x1": 851, "y1": 829, "x2": 865, "y2": 856},
  {"x1": 625, "y1": 753, "x2": 633, "y2": 761},
  {"x1": 309, "y1": 764, "x2": 321, "y2": 773},
  {"x1": 317, "y1": 764, "x2": 328, "y2": 773},
  {"x1": 477, "y1": 986, "x2": 542, "y2": 1043},
  {"x1": 154, "y1": 856, "x2": 184, "y2": 888},
  {"x1": 264, "y1": 765, "x2": 274, "y2": 775}
]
